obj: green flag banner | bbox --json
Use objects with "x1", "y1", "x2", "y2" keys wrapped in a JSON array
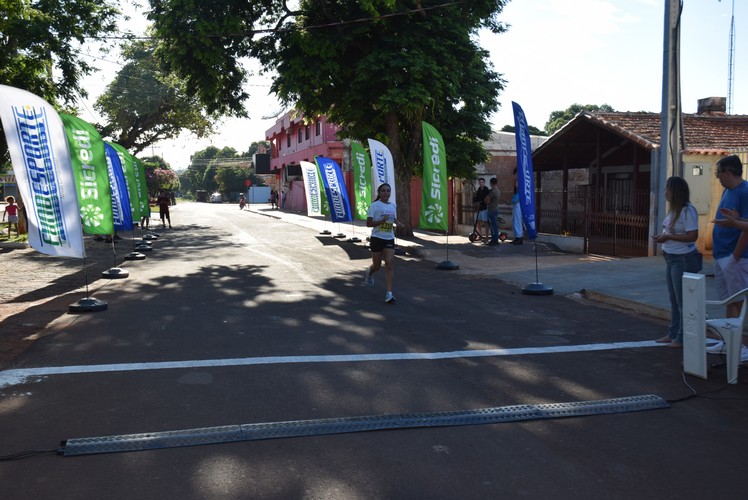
[
  {"x1": 420, "y1": 121, "x2": 448, "y2": 231},
  {"x1": 351, "y1": 142, "x2": 372, "y2": 220},
  {"x1": 60, "y1": 114, "x2": 114, "y2": 235},
  {"x1": 316, "y1": 159, "x2": 330, "y2": 216},
  {"x1": 133, "y1": 155, "x2": 150, "y2": 218},
  {"x1": 107, "y1": 142, "x2": 141, "y2": 221}
]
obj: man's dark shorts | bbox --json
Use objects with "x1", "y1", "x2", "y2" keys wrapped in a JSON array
[{"x1": 370, "y1": 236, "x2": 395, "y2": 253}]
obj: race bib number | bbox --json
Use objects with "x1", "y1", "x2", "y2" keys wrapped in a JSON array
[{"x1": 380, "y1": 221, "x2": 393, "y2": 232}]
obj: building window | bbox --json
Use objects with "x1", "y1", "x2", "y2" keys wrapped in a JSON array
[
  {"x1": 305, "y1": 125, "x2": 310, "y2": 141},
  {"x1": 315, "y1": 121, "x2": 321, "y2": 136},
  {"x1": 287, "y1": 134, "x2": 291, "y2": 147},
  {"x1": 298, "y1": 128, "x2": 303, "y2": 143}
]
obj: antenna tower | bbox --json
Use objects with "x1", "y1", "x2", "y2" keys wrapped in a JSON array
[{"x1": 727, "y1": 0, "x2": 736, "y2": 114}]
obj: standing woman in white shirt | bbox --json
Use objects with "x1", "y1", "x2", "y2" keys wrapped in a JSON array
[
  {"x1": 365, "y1": 183, "x2": 400, "y2": 303},
  {"x1": 652, "y1": 176, "x2": 700, "y2": 347}
]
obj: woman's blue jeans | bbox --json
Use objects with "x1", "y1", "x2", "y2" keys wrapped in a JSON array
[{"x1": 664, "y1": 251, "x2": 689, "y2": 343}]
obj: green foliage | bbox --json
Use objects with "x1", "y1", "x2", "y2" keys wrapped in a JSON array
[
  {"x1": 0, "y1": 0, "x2": 119, "y2": 105},
  {"x1": 544, "y1": 103, "x2": 616, "y2": 135},
  {"x1": 501, "y1": 124, "x2": 547, "y2": 136},
  {"x1": 142, "y1": 156, "x2": 180, "y2": 194},
  {"x1": 149, "y1": 0, "x2": 510, "y2": 234},
  {"x1": 181, "y1": 145, "x2": 265, "y2": 195},
  {"x1": 94, "y1": 38, "x2": 217, "y2": 155},
  {"x1": 243, "y1": 141, "x2": 270, "y2": 158}
]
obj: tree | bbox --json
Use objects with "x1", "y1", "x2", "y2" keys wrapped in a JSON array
[
  {"x1": 148, "y1": 0, "x2": 509, "y2": 235},
  {"x1": 0, "y1": 0, "x2": 119, "y2": 105},
  {"x1": 501, "y1": 124, "x2": 547, "y2": 136},
  {"x1": 243, "y1": 141, "x2": 270, "y2": 158},
  {"x1": 0, "y1": 0, "x2": 120, "y2": 163},
  {"x1": 181, "y1": 146, "x2": 244, "y2": 194},
  {"x1": 141, "y1": 155, "x2": 180, "y2": 194},
  {"x1": 95, "y1": 39, "x2": 217, "y2": 154},
  {"x1": 545, "y1": 103, "x2": 616, "y2": 135}
]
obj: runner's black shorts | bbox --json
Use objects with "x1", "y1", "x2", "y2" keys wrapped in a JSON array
[{"x1": 370, "y1": 236, "x2": 395, "y2": 253}]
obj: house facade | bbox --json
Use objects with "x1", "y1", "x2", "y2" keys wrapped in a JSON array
[
  {"x1": 265, "y1": 111, "x2": 345, "y2": 212},
  {"x1": 531, "y1": 98, "x2": 748, "y2": 256}
]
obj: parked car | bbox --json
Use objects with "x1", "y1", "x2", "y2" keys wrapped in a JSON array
[{"x1": 210, "y1": 192, "x2": 223, "y2": 203}]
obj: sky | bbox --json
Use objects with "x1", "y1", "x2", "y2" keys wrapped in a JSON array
[{"x1": 78, "y1": 0, "x2": 747, "y2": 170}]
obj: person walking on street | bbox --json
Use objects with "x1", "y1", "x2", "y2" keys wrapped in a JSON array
[
  {"x1": 472, "y1": 178, "x2": 490, "y2": 242},
  {"x1": 365, "y1": 183, "x2": 399, "y2": 304},
  {"x1": 708, "y1": 155, "x2": 748, "y2": 359},
  {"x1": 652, "y1": 176, "x2": 699, "y2": 348},
  {"x1": 483, "y1": 178, "x2": 501, "y2": 246},
  {"x1": 3, "y1": 196, "x2": 19, "y2": 238},
  {"x1": 157, "y1": 191, "x2": 172, "y2": 228}
]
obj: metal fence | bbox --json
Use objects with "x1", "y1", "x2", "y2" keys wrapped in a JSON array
[{"x1": 538, "y1": 187, "x2": 650, "y2": 256}]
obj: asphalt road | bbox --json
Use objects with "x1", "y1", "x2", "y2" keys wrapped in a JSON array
[{"x1": 1, "y1": 202, "x2": 746, "y2": 499}]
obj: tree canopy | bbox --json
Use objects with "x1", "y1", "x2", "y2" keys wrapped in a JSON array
[
  {"x1": 148, "y1": 0, "x2": 510, "y2": 235},
  {"x1": 181, "y1": 146, "x2": 264, "y2": 196},
  {"x1": 0, "y1": 0, "x2": 119, "y2": 105},
  {"x1": 141, "y1": 155, "x2": 180, "y2": 194},
  {"x1": 95, "y1": 39, "x2": 217, "y2": 154},
  {"x1": 544, "y1": 103, "x2": 616, "y2": 135},
  {"x1": 0, "y1": 0, "x2": 119, "y2": 164},
  {"x1": 501, "y1": 124, "x2": 547, "y2": 136}
]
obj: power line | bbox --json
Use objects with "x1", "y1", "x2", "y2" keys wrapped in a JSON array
[{"x1": 85, "y1": 1, "x2": 464, "y2": 41}]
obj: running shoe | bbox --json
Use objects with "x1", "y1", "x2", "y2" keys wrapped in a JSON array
[
  {"x1": 365, "y1": 270, "x2": 374, "y2": 286},
  {"x1": 385, "y1": 291, "x2": 395, "y2": 304}
]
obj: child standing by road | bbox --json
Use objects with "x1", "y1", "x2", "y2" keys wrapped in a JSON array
[{"x1": 2, "y1": 196, "x2": 19, "y2": 238}]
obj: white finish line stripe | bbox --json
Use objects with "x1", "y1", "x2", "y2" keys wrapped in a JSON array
[{"x1": 0, "y1": 341, "x2": 660, "y2": 388}]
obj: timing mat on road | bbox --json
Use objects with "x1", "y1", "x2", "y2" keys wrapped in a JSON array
[
  {"x1": 0, "y1": 340, "x2": 660, "y2": 388},
  {"x1": 59, "y1": 394, "x2": 670, "y2": 456}
]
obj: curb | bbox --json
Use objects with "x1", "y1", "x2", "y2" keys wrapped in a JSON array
[{"x1": 581, "y1": 289, "x2": 669, "y2": 322}]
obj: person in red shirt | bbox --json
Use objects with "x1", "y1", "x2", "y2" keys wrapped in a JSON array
[
  {"x1": 3, "y1": 196, "x2": 19, "y2": 238},
  {"x1": 157, "y1": 191, "x2": 172, "y2": 228}
]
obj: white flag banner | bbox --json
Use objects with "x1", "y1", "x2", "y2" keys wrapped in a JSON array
[
  {"x1": 367, "y1": 138, "x2": 396, "y2": 206},
  {"x1": 0, "y1": 85, "x2": 84, "y2": 258},
  {"x1": 300, "y1": 161, "x2": 322, "y2": 217}
]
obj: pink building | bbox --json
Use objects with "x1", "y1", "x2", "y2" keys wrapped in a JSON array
[{"x1": 265, "y1": 111, "x2": 345, "y2": 212}]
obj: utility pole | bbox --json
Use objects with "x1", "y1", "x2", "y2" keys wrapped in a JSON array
[{"x1": 657, "y1": 0, "x2": 684, "y2": 244}]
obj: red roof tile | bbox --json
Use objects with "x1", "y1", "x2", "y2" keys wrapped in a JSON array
[{"x1": 587, "y1": 112, "x2": 748, "y2": 154}]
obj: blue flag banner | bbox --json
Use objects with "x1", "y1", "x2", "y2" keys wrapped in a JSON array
[
  {"x1": 105, "y1": 143, "x2": 133, "y2": 231},
  {"x1": 512, "y1": 101, "x2": 537, "y2": 240},
  {"x1": 315, "y1": 156, "x2": 353, "y2": 223}
]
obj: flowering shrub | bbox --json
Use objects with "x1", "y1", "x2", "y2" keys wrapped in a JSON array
[{"x1": 145, "y1": 167, "x2": 180, "y2": 194}]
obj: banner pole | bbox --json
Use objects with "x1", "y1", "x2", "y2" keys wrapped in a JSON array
[
  {"x1": 102, "y1": 233, "x2": 129, "y2": 279},
  {"x1": 69, "y1": 255, "x2": 108, "y2": 312}
]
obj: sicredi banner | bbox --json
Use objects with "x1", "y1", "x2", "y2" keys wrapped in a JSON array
[
  {"x1": 315, "y1": 156, "x2": 353, "y2": 223},
  {"x1": 367, "y1": 138, "x2": 396, "y2": 206},
  {"x1": 419, "y1": 121, "x2": 448, "y2": 231},
  {"x1": 107, "y1": 142, "x2": 142, "y2": 221},
  {"x1": 350, "y1": 141, "x2": 372, "y2": 220},
  {"x1": 104, "y1": 143, "x2": 133, "y2": 230},
  {"x1": 60, "y1": 114, "x2": 114, "y2": 235},
  {"x1": 300, "y1": 161, "x2": 322, "y2": 216},
  {"x1": 0, "y1": 85, "x2": 85, "y2": 258},
  {"x1": 512, "y1": 101, "x2": 538, "y2": 240},
  {"x1": 133, "y1": 156, "x2": 150, "y2": 218}
]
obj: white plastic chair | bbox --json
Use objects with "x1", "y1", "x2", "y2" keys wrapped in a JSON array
[{"x1": 706, "y1": 288, "x2": 748, "y2": 384}]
